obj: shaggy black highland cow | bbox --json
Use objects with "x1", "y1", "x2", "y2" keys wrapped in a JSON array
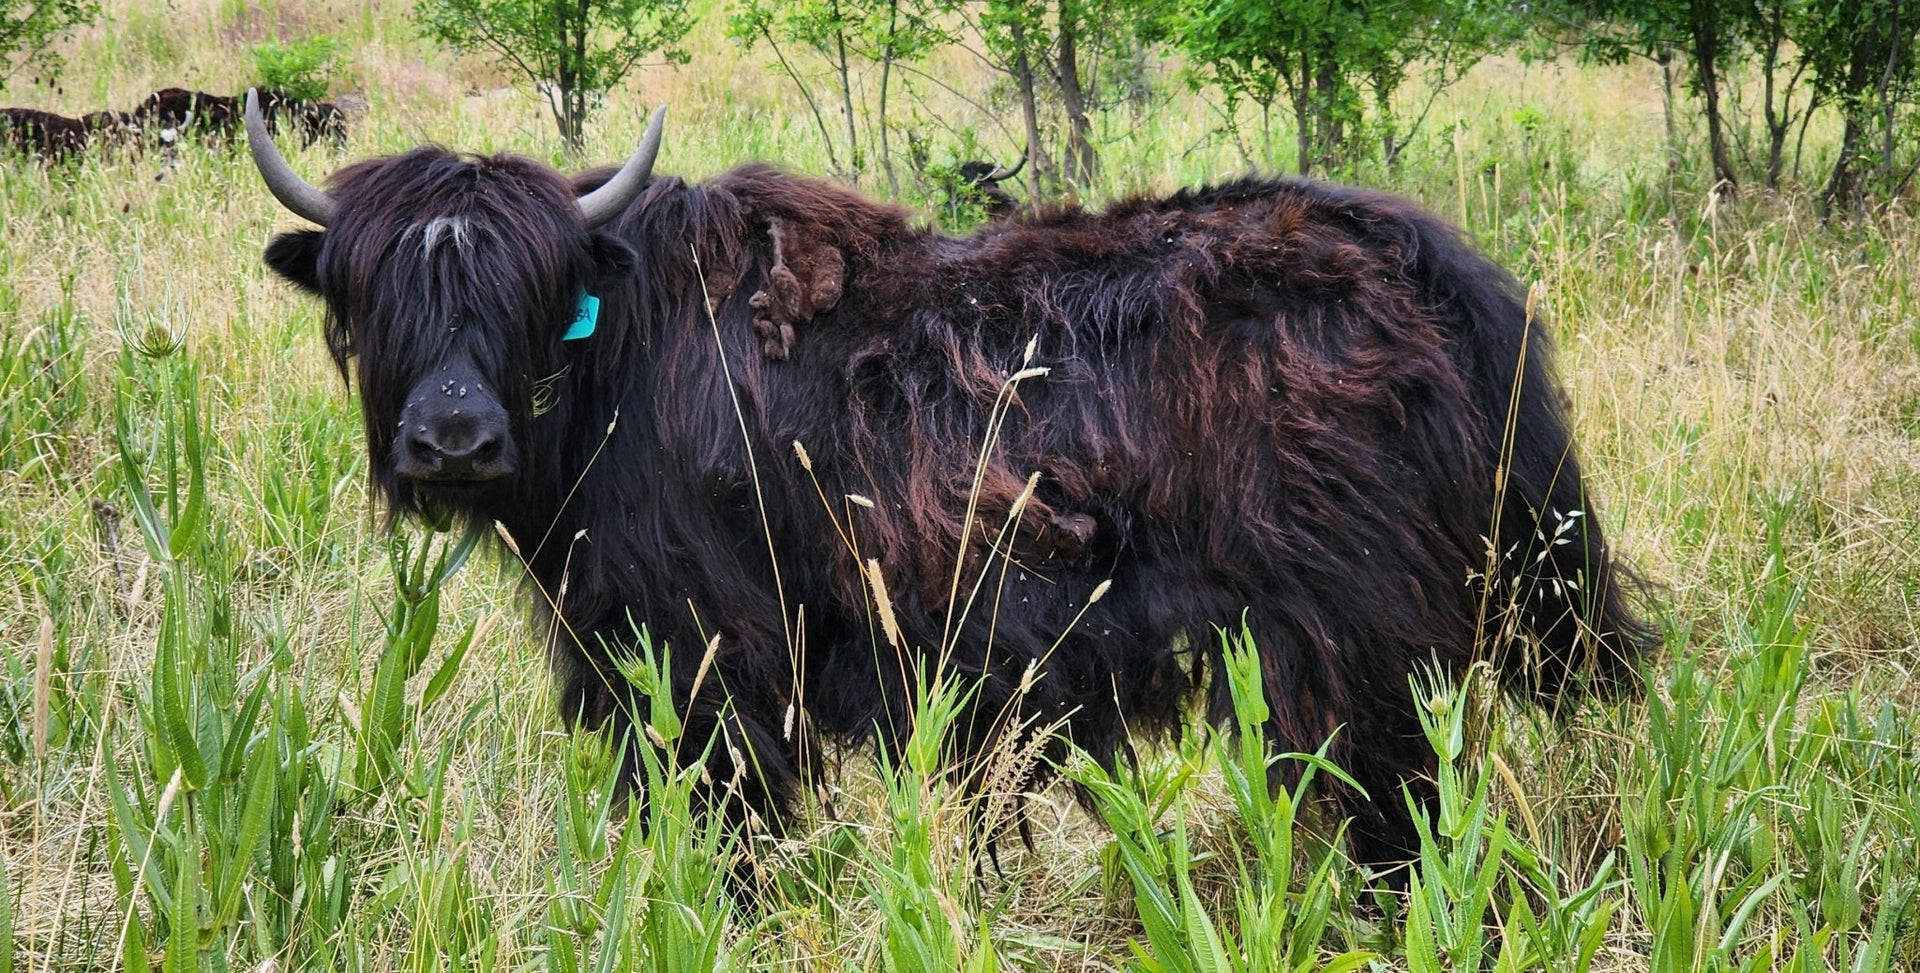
[{"x1": 246, "y1": 90, "x2": 1649, "y2": 875}]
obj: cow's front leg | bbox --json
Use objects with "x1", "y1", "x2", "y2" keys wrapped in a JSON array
[{"x1": 552, "y1": 625, "x2": 808, "y2": 843}]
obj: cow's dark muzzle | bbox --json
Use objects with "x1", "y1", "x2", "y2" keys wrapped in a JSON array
[{"x1": 397, "y1": 408, "x2": 516, "y2": 482}]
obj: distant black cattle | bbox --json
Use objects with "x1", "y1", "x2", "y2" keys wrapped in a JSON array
[
  {"x1": 81, "y1": 110, "x2": 142, "y2": 153},
  {"x1": 134, "y1": 87, "x2": 346, "y2": 148},
  {"x1": 133, "y1": 88, "x2": 238, "y2": 137},
  {"x1": 2, "y1": 107, "x2": 140, "y2": 162},
  {"x1": 133, "y1": 88, "x2": 240, "y2": 142},
  {"x1": 3, "y1": 108, "x2": 87, "y2": 160},
  {"x1": 256, "y1": 88, "x2": 347, "y2": 146}
]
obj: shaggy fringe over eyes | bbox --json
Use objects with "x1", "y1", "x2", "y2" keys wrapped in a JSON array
[{"x1": 308, "y1": 149, "x2": 602, "y2": 514}]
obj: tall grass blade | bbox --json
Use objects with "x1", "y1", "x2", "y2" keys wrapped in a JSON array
[
  {"x1": 0, "y1": 847, "x2": 12, "y2": 973},
  {"x1": 164, "y1": 824, "x2": 201, "y2": 973},
  {"x1": 164, "y1": 379, "x2": 206, "y2": 558}
]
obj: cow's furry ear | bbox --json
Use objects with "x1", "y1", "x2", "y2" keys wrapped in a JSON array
[
  {"x1": 588, "y1": 232, "x2": 636, "y2": 283},
  {"x1": 264, "y1": 230, "x2": 325, "y2": 295}
]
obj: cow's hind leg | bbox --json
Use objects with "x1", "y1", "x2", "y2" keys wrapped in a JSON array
[
  {"x1": 1327, "y1": 692, "x2": 1436, "y2": 890},
  {"x1": 1217, "y1": 615, "x2": 1438, "y2": 890}
]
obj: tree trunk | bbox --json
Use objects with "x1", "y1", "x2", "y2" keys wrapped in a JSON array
[
  {"x1": 551, "y1": 0, "x2": 580, "y2": 151},
  {"x1": 878, "y1": 2, "x2": 900, "y2": 196},
  {"x1": 1055, "y1": 0, "x2": 1097, "y2": 186},
  {"x1": 830, "y1": 0, "x2": 859, "y2": 183},
  {"x1": 1759, "y1": 6, "x2": 1789, "y2": 190},
  {"x1": 836, "y1": 32, "x2": 859, "y2": 181},
  {"x1": 571, "y1": 0, "x2": 598, "y2": 152},
  {"x1": 1791, "y1": 92, "x2": 1816, "y2": 183},
  {"x1": 1260, "y1": 100, "x2": 1273, "y2": 172},
  {"x1": 555, "y1": 78, "x2": 578, "y2": 152},
  {"x1": 759, "y1": 23, "x2": 842, "y2": 175},
  {"x1": 546, "y1": 84, "x2": 572, "y2": 151},
  {"x1": 1687, "y1": 0, "x2": 1738, "y2": 194},
  {"x1": 1377, "y1": 88, "x2": 1398, "y2": 168},
  {"x1": 1011, "y1": 20, "x2": 1054, "y2": 198},
  {"x1": 1822, "y1": 1, "x2": 1899, "y2": 213},
  {"x1": 1313, "y1": 50, "x2": 1341, "y2": 171},
  {"x1": 1293, "y1": 48, "x2": 1313, "y2": 176},
  {"x1": 1659, "y1": 48, "x2": 1677, "y2": 161},
  {"x1": 1658, "y1": 46, "x2": 1679, "y2": 212},
  {"x1": 1877, "y1": 0, "x2": 1903, "y2": 197},
  {"x1": 1822, "y1": 115, "x2": 1864, "y2": 215}
]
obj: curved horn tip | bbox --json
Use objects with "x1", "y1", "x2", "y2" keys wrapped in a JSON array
[
  {"x1": 575, "y1": 103, "x2": 669, "y2": 230},
  {"x1": 632, "y1": 104, "x2": 666, "y2": 164},
  {"x1": 246, "y1": 86, "x2": 338, "y2": 226}
]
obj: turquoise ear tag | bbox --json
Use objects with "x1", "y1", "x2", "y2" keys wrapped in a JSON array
[{"x1": 564, "y1": 293, "x2": 601, "y2": 341}]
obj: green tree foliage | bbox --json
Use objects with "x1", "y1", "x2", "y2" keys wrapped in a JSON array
[
  {"x1": 861, "y1": 0, "x2": 954, "y2": 194},
  {"x1": 0, "y1": 0, "x2": 98, "y2": 87},
  {"x1": 251, "y1": 36, "x2": 345, "y2": 102},
  {"x1": 976, "y1": 0, "x2": 1075, "y2": 192},
  {"x1": 1164, "y1": 0, "x2": 1518, "y2": 176},
  {"x1": 1732, "y1": 0, "x2": 1818, "y2": 191},
  {"x1": 973, "y1": 0, "x2": 1050, "y2": 190},
  {"x1": 415, "y1": 0, "x2": 696, "y2": 151},
  {"x1": 1560, "y1": 0, "x2": 1745, "y2": 193}
]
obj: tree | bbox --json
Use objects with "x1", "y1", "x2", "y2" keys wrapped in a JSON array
[
  {"x1": 970, "y1": 0, "x2": 1153, "y2": 194},
  {"x1": 975, "y1": 0, "x2": 1059, "y2": 191},
  {"x1": 1167, "y1": 0, "x2": 1517, "y2": 176},
  {"x1": 1797, "y1": 0, "x2": 1918, "y2": 212},
  {"x1": 0, "y1": 0, "x2": 98, "y2": 88},
  {"x1": 728, "y1": 0, "x2": 951, "y2": 191},
  {"x1": 728, "y1": 0, "x2": 864, "y2": 180},
  {"x1": 1558, "y1": 0, "x2": 1916, "y2": 208},
  {"x1": 1552, "y1": 0, "x2": 1735, "y2": 191},
  {"x1": 1686, "y1": 0, "x2": 1740, "y2": 193},
  {"x1": 860, "y1": 0, "x2": 953, "y2": 194},
  {"x1": 1544, "y1": 0, "x2": 1688, "y2": 191},
  {"x1": 1555, "y1": 0, "x2": 1825, "y2": 197},
  {"x1": 416, "y1": 0, "x2": 695, "y2": 151},
  {"x1": 1731, "y1": 0, "x2": 1817, "y2": 191},
  {"x1": 1046, "y1": 0, "x2": 1100, "y2": 187},
  {"x1": 251, "y1": 36, "x2": 346, "y2": 102}
]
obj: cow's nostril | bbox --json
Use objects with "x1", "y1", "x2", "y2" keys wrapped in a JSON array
[
  {"x1": 470, "y1": 434, "x2": 503, "y2": 464},
  {"x1": 406, "y1": 429, "x2": 444, "y2": 466}
]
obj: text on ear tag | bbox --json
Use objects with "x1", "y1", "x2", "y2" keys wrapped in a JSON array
[{"x1": 564, "y1": 293, "x2": 601, "y2": 341}]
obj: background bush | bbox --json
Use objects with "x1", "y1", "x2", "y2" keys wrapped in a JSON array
[{"x1": 250, "y1": 36, "x2": 345, "y2": 101}]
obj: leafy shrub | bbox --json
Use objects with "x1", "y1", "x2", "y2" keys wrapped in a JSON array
[{"x1": 250, "y1": 36, "x2": 344, "y2": 101}]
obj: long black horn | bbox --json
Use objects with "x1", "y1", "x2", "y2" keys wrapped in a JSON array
[
  {"x1": 987, "y1": 150, "x2": 1027, "y2": 182},
  {"x1": 577, "y1": 105, "x2": 665, "y2": 229},
  {"x1": 245, "y1": 88, "x2": 336, "y2": 226}
]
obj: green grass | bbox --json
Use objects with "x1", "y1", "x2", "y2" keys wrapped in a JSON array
[{"x1": 3, "y1": 0, "x2": 1920, "y2": 969}]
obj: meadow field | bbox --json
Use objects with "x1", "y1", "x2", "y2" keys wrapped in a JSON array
[{"x1": 2, "y1": 0, "x2": 1918, "y2": 968}]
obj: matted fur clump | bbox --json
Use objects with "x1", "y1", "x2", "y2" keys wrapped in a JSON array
[{"x1": 254, "y1": 115, "x2": 1651, "y2": 875}]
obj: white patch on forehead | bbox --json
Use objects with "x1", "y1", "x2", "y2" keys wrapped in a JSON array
[{"x1": 412, "y1": 215, "x2": 472, "y2": 255}]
